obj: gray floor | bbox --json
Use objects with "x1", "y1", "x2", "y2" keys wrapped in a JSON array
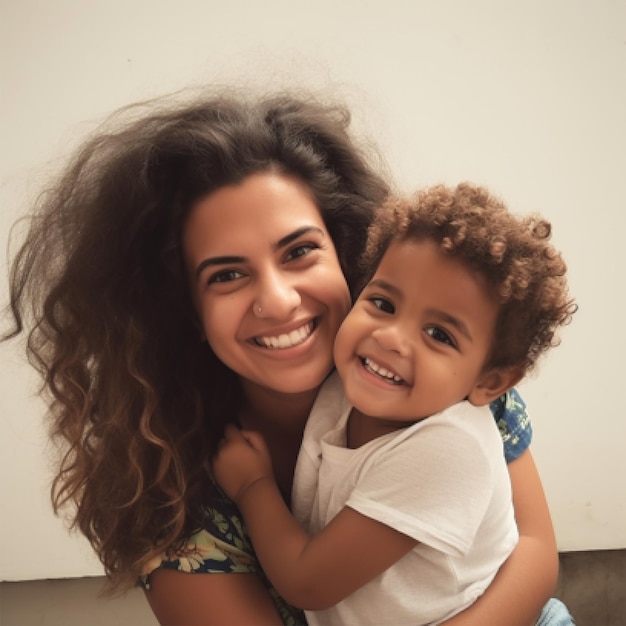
[
  {"x1": 555, "y1": 550, "x2": 625, "y2": 626},
  {"x1": 1, "y1": 550, "x2": 624, "y2": 625}
]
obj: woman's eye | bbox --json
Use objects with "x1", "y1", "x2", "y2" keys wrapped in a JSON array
[
  {"x1": 370, "y1": 297, "x2": 395, "y2": 314},
  {"x1": 208, "y1": 269, "x2": 244, "y2": 284},
  {"x1": 425, "y1": 326, "x2": 455, "y2": 347},
  {"x1": 285, "y1": 243, "x2": 317, "y2": 261}
]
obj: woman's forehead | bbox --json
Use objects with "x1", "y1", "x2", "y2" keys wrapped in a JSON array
[{"x1": 182, "y1": 172, "x2": 327, "y2": 259}]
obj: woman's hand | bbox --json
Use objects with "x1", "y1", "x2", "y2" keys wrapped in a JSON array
[{"x1": 212, "y1": 424, "x2": 275, "y2": 504}]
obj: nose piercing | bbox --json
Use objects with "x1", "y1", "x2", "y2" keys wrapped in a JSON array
[{"x1": 256, "y1": 305, "x2": 262, "y2": 314}]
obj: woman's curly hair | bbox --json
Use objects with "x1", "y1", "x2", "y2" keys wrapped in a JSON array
[
  {"x1": 362, "y1": 183, "x2": 577, "y2": 374},
  {"x1": 3, "y1": 90, "x2": 389, "y2": 590}
]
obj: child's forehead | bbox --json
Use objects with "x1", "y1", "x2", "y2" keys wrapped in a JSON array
[
  {"x1": 377, "y1": 238, "x2": 454, "y2": 281},
  {"x1": 378, "y1": 237, "x2": 498, "y2": 301},
  {"x1": 381, "y1": 236, "x2": 444, "y2": 265}
]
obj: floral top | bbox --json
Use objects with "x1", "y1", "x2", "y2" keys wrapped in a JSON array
[
  {"x1": 142, "y1": 485, "x2": 306, "y2": 625},
  {"x1": 142, "y1": 389, "x2": 531, "y2": 625}
]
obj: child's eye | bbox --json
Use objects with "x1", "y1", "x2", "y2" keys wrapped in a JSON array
[
  {"x1": 285, "y1": 243, "x2": 318, "y2": 261},
  {"x1": 425, "y1": 326, "x2": 456, "y2": 347},
  {"x1": 370, "y1": 297, "x2": 395, "y2": 314},
  {"x1": 208, "y1": 269, "x2": 245, "y2": 284}
]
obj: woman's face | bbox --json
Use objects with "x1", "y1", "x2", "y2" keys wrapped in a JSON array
[{"x1": 183, "y1": 172, "x2": 351, "y2": 396}]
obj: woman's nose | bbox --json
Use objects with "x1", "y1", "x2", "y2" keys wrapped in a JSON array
[{"x1": 254, "y1": 270, "x2": 301, "y2": 319}]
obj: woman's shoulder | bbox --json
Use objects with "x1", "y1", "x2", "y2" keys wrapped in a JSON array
[
  {"x1": 142, "y1": 490, "x2": 259, "y2": 583},
  {"x1": 141, "y1": 487, "x2": 305, "y2": 625}
]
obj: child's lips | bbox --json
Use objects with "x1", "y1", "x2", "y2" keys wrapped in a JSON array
[{"x1": 361, "y1": 356, "x2": 406, "y2": 385}]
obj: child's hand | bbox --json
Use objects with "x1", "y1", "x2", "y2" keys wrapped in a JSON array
[{"x1": 211, "y1": 424, "x2": 274, "y2": 505}]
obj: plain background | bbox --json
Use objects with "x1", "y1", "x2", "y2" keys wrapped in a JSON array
[{"x1": 1, "y1": 0, "x2": 625, "y2": 582}]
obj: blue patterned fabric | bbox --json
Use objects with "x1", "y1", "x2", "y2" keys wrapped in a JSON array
[{"x1": 491, "y1": 387, "x2": 533, "y2": 463}]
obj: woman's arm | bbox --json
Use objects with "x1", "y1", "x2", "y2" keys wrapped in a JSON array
[
  {"x1": 145, "y1": 569, "x2": 286, "y2": 626},
  {"x1": 441, "y1": 449, "x2": 559, "y2": 626}
]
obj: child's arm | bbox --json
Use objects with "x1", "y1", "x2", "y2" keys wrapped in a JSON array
[
  {"x1": 439, "y1": 449, "x2": 558, "y2": 626},
  {"x1": 211, "y1": 425, "x2": 417, "y2": 610}
]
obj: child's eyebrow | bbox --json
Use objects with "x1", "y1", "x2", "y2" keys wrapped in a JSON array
[
  {"x1": 367, "y1": 278, "x2": 402, "y2": 299},
  {"x1": 369, "y1": 278, "x2": 474, "y2": 342},
  {"x1": 427, "y1": 309, "x2": 473, "y2": 342}
]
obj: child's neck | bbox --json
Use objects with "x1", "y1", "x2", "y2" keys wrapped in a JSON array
[{"x1": 347, "y1": 408, "x2": 420, "y2": 449}]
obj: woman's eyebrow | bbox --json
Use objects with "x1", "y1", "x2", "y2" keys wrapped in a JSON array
[
  {"x1": 274, "y1": 225, "x2": 324, "y2": 249},
  {"x1": 194, "y1": 226, "x2": 324, "y2": 278},
  {"x1": 195, "y1": 255, "x2": 246, "y2": 278}
]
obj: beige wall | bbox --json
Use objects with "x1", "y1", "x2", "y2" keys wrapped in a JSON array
[{"x1": 1, "y1": 0, "x2": 625, "y2": 580}]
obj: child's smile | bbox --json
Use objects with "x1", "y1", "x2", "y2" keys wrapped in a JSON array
[{"x1": 334, "y1": 238, "x2": 500, "y2": 424}]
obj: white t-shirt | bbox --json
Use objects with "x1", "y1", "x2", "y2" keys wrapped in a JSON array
[{"x1": 292, "y1": 372, "x2": 518, "y2": 625}]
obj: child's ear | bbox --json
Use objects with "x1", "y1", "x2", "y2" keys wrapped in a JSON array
[{"x1": 467, "y1": 366, "x2": 525, "y2": 406}]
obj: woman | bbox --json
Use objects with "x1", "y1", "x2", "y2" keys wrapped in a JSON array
[{"x1": 5, "y1": 90, "x2": 561, "y2": 625}]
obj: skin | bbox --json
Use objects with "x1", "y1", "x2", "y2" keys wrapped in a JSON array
[
  {"x1": 211, "y1": 238, "x2": 522, "y2": 612},
  {"x1": 146, "y1": 174, "x2": 558, "y2": 625},
  {"x1": 182, "y1": 172, "x2": 351, "y2": 500},
  {"x1": 335, "y1": 239, "x2": 520, "y2": 444},
  {"x1": 183, "y1": 172, "x2": 351, "y2": 400}
]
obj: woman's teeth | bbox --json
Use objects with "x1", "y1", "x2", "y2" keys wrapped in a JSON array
[
  {"x1": 363, "y1": 357, "x2": 404, "y2": 384},
  {"x1": 256, "y1": 322, "x2": 314, "y2": 349}
]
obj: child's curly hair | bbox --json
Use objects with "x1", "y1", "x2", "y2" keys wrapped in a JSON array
[{"x1": 362, "y1": 183, "x2": 577, "y2": 374}]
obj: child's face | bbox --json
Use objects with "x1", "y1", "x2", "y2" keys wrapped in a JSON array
[{"x1": 333, "y1": 238, "x2": 500, "y2": 422}]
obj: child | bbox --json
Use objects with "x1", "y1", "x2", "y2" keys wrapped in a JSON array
[{"x1": 212, "y1": 182, "x2": 576, "y2": 625}]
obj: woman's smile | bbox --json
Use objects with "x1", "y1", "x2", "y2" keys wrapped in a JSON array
[
  {"x1": 183, "y1": 172, "x2": 351, "y2": 395},
  {"x1": 253, "y1": 320, "x2": 316, "y2": 349}
]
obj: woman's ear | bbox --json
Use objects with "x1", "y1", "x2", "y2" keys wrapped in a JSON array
[{"x1": 467, "y1": 366, "x2": 525, "y2": 406}]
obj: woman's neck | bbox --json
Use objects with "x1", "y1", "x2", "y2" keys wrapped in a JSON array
[
  {"x1": 239, "y1": 380, "x2": 318, "y2": 434},
  {"x1": 238, "y1": 381, "x2": 319, "y2": 504}
]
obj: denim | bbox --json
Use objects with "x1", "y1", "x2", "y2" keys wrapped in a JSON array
[{"x1": 536, "y1": 598, "x2": 576, "y2": 626}]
